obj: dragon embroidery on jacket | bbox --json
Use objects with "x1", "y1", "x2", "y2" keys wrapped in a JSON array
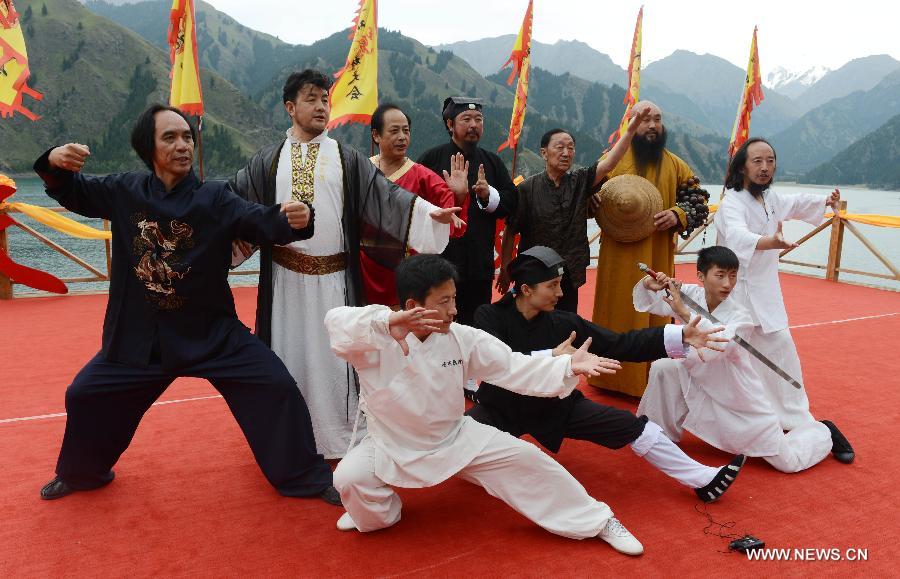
[{"x1": 131, "y1": 214, "x2": 194, "y2": 309}]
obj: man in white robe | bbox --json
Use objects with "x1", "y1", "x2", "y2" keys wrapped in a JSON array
[
  {"x1": 324, "y1": 254, "x2": 645, "y2": 556},
  {"x1": 233, "y1": 70, "x2": 463, "y2": 458},
  {"x1": 637, "y1": 246, "x2": 850, "y2": 474},
  {"x1": 713, "y1": 138, "x2": 853, "y2": 463}
]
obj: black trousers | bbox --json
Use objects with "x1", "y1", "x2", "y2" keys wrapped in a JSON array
[
  {"x1": 456, "y1": 277, "x2": 493, "y2": 326},
  {"x1": 55, "y1": 328, "x2": 332, "y2": 496},
  {"x1": 466, "y1": 395, "x2": 647, "y2": 451},
  {"x1": 555, "y1": 271, "x2": 580, "y2": 314}
]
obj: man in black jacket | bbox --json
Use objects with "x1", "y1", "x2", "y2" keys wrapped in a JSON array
[
  {"x1": 469, "y1": 246, "x2": 746, "y2": 503},
  {"x1": 418, "y1": 96, "x2": 518, "y2": 327},
  {"x1": 35, "y1": 104, "x2": 338, "y2": 505}
]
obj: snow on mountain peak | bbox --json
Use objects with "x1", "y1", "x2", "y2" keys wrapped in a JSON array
[{"x1": 765, "y1": 65, "x2": 830, "y2": 90}]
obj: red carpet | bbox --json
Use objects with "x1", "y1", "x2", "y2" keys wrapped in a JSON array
[{"x1": 2, "y1": 268, "x2": 899, "y2": 576}]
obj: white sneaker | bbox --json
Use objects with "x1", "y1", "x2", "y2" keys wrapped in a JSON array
[
  {"x1": 597, "y1": 517, "x2": 644, "y2": 556},
  {"x1": 336, "y1": 512, "x2": 357, "y2": 532}
]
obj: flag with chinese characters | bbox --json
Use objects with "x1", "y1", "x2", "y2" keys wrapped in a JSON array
[
  {"x1": 728, "y1": 27, "x2": 764, "y2": 157},
  {"x1": 327, "y1": 0, "x2": 378, "y2": 128},
  {"x1": 497, "y1": 0, "x2": 533, "y2": 152},
  {"x1": 608, "y1": 6, "x2": 643, "y2": 144},
  {"x1": 167, "y1": 0, "x2": 203, "y2": 116},
  {"x1": 0, "y1": 0, "x2": 43, "y2": 120}
]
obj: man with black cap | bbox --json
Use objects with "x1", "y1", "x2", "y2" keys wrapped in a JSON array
[
  {"x1": 418, "y1": 96, "x2": 518, "y2": 327},
  {"x1": 470, "y1": 246, "x2": 747, "y2": 503}
]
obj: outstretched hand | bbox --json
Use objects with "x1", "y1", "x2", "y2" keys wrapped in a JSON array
[
  {"x1": 429, "y1": 206, "x2": 466, "y2": 230},
  {"x1": 569, "y1": 337, "x2": 622, "y2": 377},
  {"x1": 681, "y1": 316, "x2": 727, "y2": 361},
  {"x1": 49, "y1": 143, "x2": 91, "y2": 173},
  {"x1": 442, "y1": 153, "x2": 470, "y2": 200},
  {"x1": 388, "y1": 307, "x2": 444, "y2": 355},
  {"x1": 552, "y1": 331, "x2": 578, "y2": 357},
  {"x1": 771, "y1": 222, "x2": 798, "y2": 250}
]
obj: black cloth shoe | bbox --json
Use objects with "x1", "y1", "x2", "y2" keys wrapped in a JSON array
[
  {"x1": 318, "y1": 485, "x2": 343, "y2": 506},
  {"x1": 694, "y1": 455, "x2": 746, "y2": 503},
  {"x1": 41, "y1": 471, "x2": 116, "y2": 500},
  {"x1": 821, "y1": 420, "x2": 854, "y2": 464},
  {"x1": 40, "y1": 477, "x2": 76, "y2": 500}
]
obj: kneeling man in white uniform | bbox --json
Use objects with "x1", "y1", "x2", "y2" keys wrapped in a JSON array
[
  {"x1": 325, "y1": 254, "x2": 644, "y2": 556},
  {"x1": 636, "y1": 246, "x2": 853, "y2": 476}
]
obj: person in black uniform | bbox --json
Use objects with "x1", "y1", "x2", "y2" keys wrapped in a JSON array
[
  {"x1": 468, "y1": 246, "x2": 746, "y2": 503},
  {"x1": 34, "y1": 104, "x2": 339, "y2": 505},
  {"x1": 417, "y1": 96, "x2": 517, "y2": 327}
]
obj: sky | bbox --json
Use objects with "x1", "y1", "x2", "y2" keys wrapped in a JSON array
[{"x1": 203, "y1": 0, "x2": 900, "y2": 76}]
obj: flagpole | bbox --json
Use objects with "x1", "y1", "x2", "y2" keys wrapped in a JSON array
[{"x1": 511, "y1": 142, "x2": 519, "y2": 176}]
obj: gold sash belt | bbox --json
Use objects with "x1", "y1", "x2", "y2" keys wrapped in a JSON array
[{"x1": 272, "y1": 246, "x2": 347, "y2": 276}]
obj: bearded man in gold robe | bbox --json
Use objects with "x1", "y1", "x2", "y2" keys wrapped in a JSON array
[{"x1": 589, "y1": 101, "x2": 700, "y2": 396}]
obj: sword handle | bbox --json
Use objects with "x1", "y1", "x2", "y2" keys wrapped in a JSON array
[{"x1": 637, "y1": 262, "x2": 662, "y2": 278}]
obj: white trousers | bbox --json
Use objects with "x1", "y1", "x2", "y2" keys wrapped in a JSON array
[
  {"x1": 333, "y1": 432, "x2": 613, "y2": 538},
  {"x1": 745, "y1": 327, "x2": 814, "y2": 431},
  {"x1": 630, "y1": 421, "x2": 718, "y2": 488},
  {"x1": 639, "y1": 360, "x2": 831, "y2": 474}
]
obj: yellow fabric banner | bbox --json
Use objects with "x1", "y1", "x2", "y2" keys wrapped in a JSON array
[
  {"x1": 5, "y1": 202, "x2": 112, "y2": 239},
  {"x1": 729, "y1": 27, "x2": 764, "y2": 157},
  {"x1": 706, "y1": 205, "x2": 900, "y2": 228},
  {"x1": 327, "y1": 0, "x2": 378, "y2": 128},
  {"x1": 609, "y1": 6, "x2": 642, "y2": 144},
  {"x1": 168, "y1": 0, "x2": 203, "y2": 116},
  {"x1": 0, "y1": 0, "x2": 42, "y2": 120},
  {"x1": 498, "y1": 0, "x2": 533, "y2": 152}
]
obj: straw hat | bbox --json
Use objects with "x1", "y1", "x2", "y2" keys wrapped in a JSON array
[{"x1": 597, "y1": 174, "x2": 664, "y2": 243}]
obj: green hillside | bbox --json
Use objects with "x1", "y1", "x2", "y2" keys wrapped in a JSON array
[
  {"x1": 4, "y1": 0, "x2": 728, "y2": 182},
  {"x1": 86, "y1": 0, "x2": 301, "y2": 96},
  {"x1": 804, "y1": 113, "x2": 900, "y2": 189},
  {"x1": 770, "y1": 69, "x2": 900, "y2": 175},
  {"x1": 0, "y1": 0, "x2": 279, "y2": 177}
]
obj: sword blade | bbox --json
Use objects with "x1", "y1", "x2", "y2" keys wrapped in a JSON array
[{"x1": 675, "y1": 288, "x2": 804, "y2": 390}]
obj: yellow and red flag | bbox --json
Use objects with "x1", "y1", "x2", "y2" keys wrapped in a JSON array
[
  {"x1": 609, "y1": 5, "x2": 643, "y2": 144},
  {"x1": 327, "y1": 0, "x2": 378, "y2": 128},
  {"x1": 0, "y1": 0, "x2": 43, "y2": 120},
  {"x1": 167, "y1": 0, "x2": 203, "y2": 116},
  {"x1": 728, "y1": 27, "x2": 764, "y2": 157},
  {"x1": 497, "y1": 0, "x2": 533, "y2": 153}
]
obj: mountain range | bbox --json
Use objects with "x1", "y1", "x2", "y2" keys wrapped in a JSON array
[
  {"x1": 438, "y1": 36, "x2": 900, "y2": 182},
  {"x1": 1, "y1": 0, "x2": 896, "y2": 189}
]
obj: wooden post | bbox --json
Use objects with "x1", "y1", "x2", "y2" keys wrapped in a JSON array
[
  {"x1": 825, "y1": 200, "x2": 847, "y2": 281},
  {"x1": 0, "y1": 226, "x2": 11, "y2": 299}
]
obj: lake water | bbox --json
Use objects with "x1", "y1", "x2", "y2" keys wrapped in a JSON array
[{"x1": 4, "y1": 178, "x2": 899, "y2": 294}]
